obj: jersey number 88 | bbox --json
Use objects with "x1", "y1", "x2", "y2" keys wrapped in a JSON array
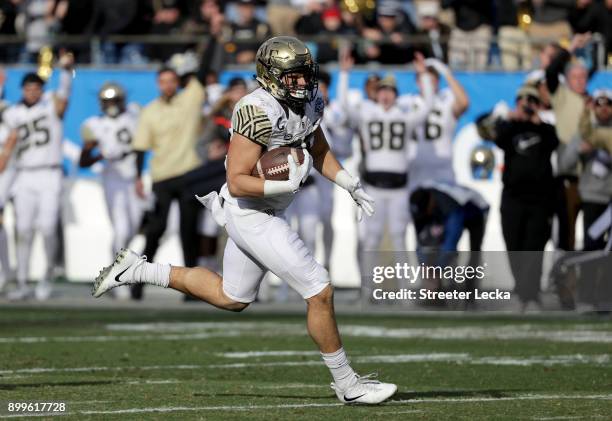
[{"x1": 368, "y1": 121, "x2": 406, "y2": 150}]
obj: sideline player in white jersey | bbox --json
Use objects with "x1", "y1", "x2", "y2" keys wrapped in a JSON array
[
  {"x1": 340, "y1": 51, "x2": 434, "y2": 254},
  {"x1": 0, "y1": 69, "x2": 17, "y2": 292},
  {"x1": 402, "y1": 58, "x2": 470, "y2": 190},
  {"x1": 92, "y1": 36, "x2": 397, "y2": 405},
  {"x1": 0, "y1": 53, "x2": 74, "y2": 300},
  {"x1": 79, "y1": 82, "x2": 142, "y2": 299}
]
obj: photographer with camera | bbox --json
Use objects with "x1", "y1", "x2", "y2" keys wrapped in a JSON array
[{"x1": 494, "y1": 85, "x2": 559, "y2": 309}]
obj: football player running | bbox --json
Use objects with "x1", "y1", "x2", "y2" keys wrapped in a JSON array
[
  {"x1": 0, "y1": 52, "x2": 74, "y2": 300},
  {"x1": 92, "y1": 36, "x2": 397, "y2": 404},
  {"x1": 79, "y1": 83, "x2": 142, "y2": 298}
]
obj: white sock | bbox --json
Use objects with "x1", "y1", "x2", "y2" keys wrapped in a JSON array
[
  {"x1": 321, "y1": 347, "x2": 357, "y2": 390},
  {"x1": 42, "y1": 232, "x2": 57, "y2": 281},
  {"x1": 129, "y1": 260, "x2": 171, "y2": 288},
  {"x1": 17, "y1": 230, "x2": 34, "y2": 289}
]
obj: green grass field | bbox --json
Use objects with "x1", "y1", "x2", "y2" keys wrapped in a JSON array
[{"x1": 1, "y1": 307, "x2": 611, "y2": 420}]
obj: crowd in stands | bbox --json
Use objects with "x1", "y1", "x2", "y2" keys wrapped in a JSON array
[{"x1": 1, "y1": 0, "x2": 611, "y2": 68}]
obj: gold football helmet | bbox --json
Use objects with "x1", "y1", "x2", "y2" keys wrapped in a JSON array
[
  {"x1": 99, "y1": 82, "x2": 126, "y2": 118},
  {"x1": 470, "y1": 144, "x2": 495, "y2": 180},
  {"x1": 255, "y1": 36, "x2": 318, "y2": 107}
]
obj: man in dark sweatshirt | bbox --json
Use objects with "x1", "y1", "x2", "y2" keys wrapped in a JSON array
[{"x1": 495, "y1": 85, "x2": 559, "y2": 309}]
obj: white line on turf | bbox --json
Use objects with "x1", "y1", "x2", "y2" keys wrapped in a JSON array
[
  {"x1": 217, "y1": 351, "x2": 320, "y2": 358},
  {"x1": 2, "y1": 323, "x2": 610, "y2": 344},
  {"x1": 0, "y1": 395, "x2": 610, "y2": 418},
  {"x1": 0, "y1": 365, "x2": 201, "y2": 375},
  {"x1": 258, "y1": 384, "x2": 325, "y2": 389},
  {"x1": 0, "y1": 332, "x2": 241, "y2": 344},
  {"x1": 124, "y1": 380, "x2": 181, "y2": 385},
  {"x1": 1, "y1": 353, "x2": 609, "y2": 375},
  {"x1": 208, "y1": 361, "x2": 323, "y2": 369},
  {"x1": 533, "y1": 416, "x2": 608, "y2": 420},
  {"x1": 357, "y1": 353, "x2": 611, "y2": 366},
  {"x1": 99, "y1": 322, "x2": 612, "y2": 344}
]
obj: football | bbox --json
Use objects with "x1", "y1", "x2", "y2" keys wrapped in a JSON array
[{"x1": 251, "y1": 146, "x2": 305, "y2": 181}]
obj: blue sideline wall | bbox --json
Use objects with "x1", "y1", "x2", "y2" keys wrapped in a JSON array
[{"x1": 3, "y1": 68, "x2": 612, "y2": 176}]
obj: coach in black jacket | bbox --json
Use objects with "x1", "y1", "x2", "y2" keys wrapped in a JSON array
[{"x1": 495, "y1": 85, "x2": 559, "y2": 308}]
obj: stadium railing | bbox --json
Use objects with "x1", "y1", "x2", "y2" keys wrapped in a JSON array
[{"x1": 0, "y1": 33, "x2": 609, "y2": 71}]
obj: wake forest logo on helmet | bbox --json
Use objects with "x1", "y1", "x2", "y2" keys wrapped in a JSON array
[{"x1": 255, "y1": 36, "x2": 318, "y2": 107}]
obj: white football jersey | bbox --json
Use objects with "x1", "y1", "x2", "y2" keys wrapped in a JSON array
[
  {"x1": 350, "y1": 99, "x2": 419, "y2": 174},
  {"x1": 221, "y1": 87, "x2": 325, "y2": 211},
  {"x1": 406, "y1": 88, "x2": 457, "y2": 186},
  {"x1": 322, "y1": 100, "x2": 353, "y2": 161},
  {"x1": 81, "y1": 110, "x2": 139, "y2": 180},
  {"x1": 4, "y1": 92, "x2": 63, "y2": 169}
]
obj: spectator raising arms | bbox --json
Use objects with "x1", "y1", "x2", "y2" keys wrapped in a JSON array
[
  {"x1": 558, "y1": 89, "x2": 612, "y2": 306},
  {"x1": 546, "y1": 33, "x2": 594, "y2": 252}
]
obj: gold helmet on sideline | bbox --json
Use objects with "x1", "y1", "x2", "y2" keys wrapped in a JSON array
[
  {"x1": 99, "y1": 82, "x2": 126, "y2": 118},
  {"x1": 470, "y1": 144, "x2": 495, "y2": 180},
  {"x1": 255, "y1": 36, "x2": 318, "y2": 107}
]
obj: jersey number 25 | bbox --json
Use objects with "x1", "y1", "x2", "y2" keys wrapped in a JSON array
[{"x1": 16, "y1": 116, "x2": 50, "y2": 157}]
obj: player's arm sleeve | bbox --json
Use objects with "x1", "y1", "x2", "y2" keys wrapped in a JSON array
[
  {"x1": 405, "y1": 74, "x2": 434, "y2": 126},
  {"x1": 231, "y1": 104, "x2": 272, "y2": 147},
  {"x1": 337, "y1": 70, "x2": 360, "y2": 128},
  {"x1": 132, "y1": 109, "x2": 153, "y2": 152},
  {"x1": 2, "y1": 108, "x2": 16, "y2": 130}
]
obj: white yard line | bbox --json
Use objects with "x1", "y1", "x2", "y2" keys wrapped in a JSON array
[
  {"x1": 0, "y1": 364, "x2": 201, "y2": 375},
  {"x1": 257, "y1": 383, "x2": 325, "y2": 389},
  {"x1": 533, "y1": 417, "x2": 608, "y2": 420},
  {"x1": 358, "y1": 353, "x2": 611, "y2": 366},
  {"x1": 1, "y1": 352, "x2": 609, "y2": 376},
  {"x1": 217, "y1": 351, "x2": 320, "y2": 358},
  {"x1": 357, "y1": 353, "x2": 471, "y2": 363},
  {"x1": 2, "y1": 322, "x2": 610, "y2": 344},
  {"x1": 124, "y1": 380, "x2": 181, "y2": 385},
  {"x1": 0, "y1": 332, "x2": 241, "y2": 344},
  {"x1": 1, "y1": 394, "x2": 610, "y2": 418},
  {"x1": 208, "y1": 361, "x2": 323, "y2": 369}
]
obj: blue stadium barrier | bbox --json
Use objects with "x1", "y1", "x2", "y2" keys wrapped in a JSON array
[{"x1": 3, "y1": 68, "x2": 611, "y2": 177}]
